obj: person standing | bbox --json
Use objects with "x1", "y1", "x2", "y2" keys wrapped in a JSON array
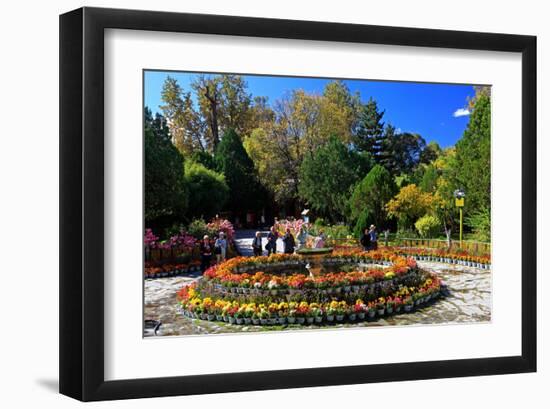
[
  {"x1": 369, "y1": 225, "x2": 378, "y2": 250},
  {"x1": 296, "y1": 227, "x2": 307, "y2": 250},
  {"x1": 214, "y1": 232, "x2": 227, "y2": 264},
  {"x1": 266, "y1": 226, "x2": 278, "y2": 255},
  {"x1": 315, "y1": 230, "x2": 326, "y2": 248},
  {"x1": 251, "y1": 231, "x2": 263, "y2": 257},
  {"x1": 200, "y1": 235, "x2": 213, "y2": 272},
  {"x1": 282, "y1": 228, "x2": 296, "y2": 254},
  {"x1": 360, "y1": 227, "x2": 371, "y2": 251}
]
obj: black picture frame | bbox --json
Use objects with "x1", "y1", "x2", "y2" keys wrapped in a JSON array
[{"x1": 59, "y1": 7, "x2": 537, "y2": 401}]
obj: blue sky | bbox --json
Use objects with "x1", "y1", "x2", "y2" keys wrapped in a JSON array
[{"x1": 144, "y1": 70, "x2": 476, "y2": 148}]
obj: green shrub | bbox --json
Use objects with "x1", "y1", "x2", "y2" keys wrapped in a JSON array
[
  {"x1": 415, "y1": 215, "x2": 441, "y2": 238},
  {"x1": 187, "y1": 218, "x2": 215, "y2": 240},
  {"x1": 185, "y1": 161, "x2": 229, "y2": 220},
  {"x1": 465, "y1": 208, "x2": 491, "y2": 242}
]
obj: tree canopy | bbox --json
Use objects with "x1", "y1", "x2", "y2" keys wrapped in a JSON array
[
  {"x1": 144, "y1": 107, "x2": 188, "y2": 225},
  {"x1": 215, "y1": 129, "x2": 266, "y2": 214},
  {"x1": 299, "y1": 135, "x2": 369, "y2": 222},
  {"x1": 184, "y1": 161, "x2": 229, "y2": 220},
  {"x1": 349, "y1": 165, "x2": 396, "y2": 228}
]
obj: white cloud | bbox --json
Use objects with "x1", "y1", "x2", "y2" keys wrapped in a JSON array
[{"x1": 453, "y1": 108, "x2": 470, "y2": 117}]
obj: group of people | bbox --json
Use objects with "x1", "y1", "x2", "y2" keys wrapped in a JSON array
[
  {"x1": 252, "y1": 226, "x2": 303, "y2": 256},
  {"x1": 360, "y1": 224, "x2": 378, "y2": 251},
  {"x1": 199, "y1": 232, "x2": 228, "y2": 272},
  {"x1": 199, "y1": 224, "x2": 378, "y2": 272}
]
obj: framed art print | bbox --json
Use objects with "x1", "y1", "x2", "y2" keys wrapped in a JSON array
[{"x1": 60, "y1": 7, "x2": 537, "y2": 401}]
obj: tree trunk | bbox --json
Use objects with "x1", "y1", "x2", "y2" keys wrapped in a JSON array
[
  {"x1": 204, "y1": 85, "x2": 219, "y2": 150},
  {"x1": 444, "y1": 224, "x2": 452, "y2": 250}
]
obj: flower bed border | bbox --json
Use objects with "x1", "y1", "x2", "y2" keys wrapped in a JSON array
[
  {"x1": 144, "y1": 247, "x2": 491, "y2": 280},
  {"x1": 177, "y1": 282, "x2": 446, "y2": 327},
  {"x1": 177, "y1": 250, "x2": 447, "y2": 327}
]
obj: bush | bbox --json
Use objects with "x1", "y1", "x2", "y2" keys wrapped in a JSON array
[
  {"x1": 309, "y1": 219, "x2": 351, "y2": 239},
  {"x1": 187, "y1": 218, "x2": 215, "y2": 240},
  {"x1": 185, "y1": 161, "x2": 229, "y2": 220},
  {"x1": 414, "y1": 215, "x2": 441, "y2": 238},
  {"x1": 465, "y1": 208, "x2": 491, "y2": 242}
]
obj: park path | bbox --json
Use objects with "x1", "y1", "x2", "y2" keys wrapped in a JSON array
[{"x1": 233, "y1": 229, "x2": 284, "y2": 256}]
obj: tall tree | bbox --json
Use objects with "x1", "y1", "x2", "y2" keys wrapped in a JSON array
[
  {"x1": 419, "y1": 141, "x2": 442, "y2": 165},
  {"x1": 160, "y1": 76, "x2": 203, "y2": 154},
  {"x1": 191, "y1": 74, "x2": 254, "y2": 151},
  {"x1": 353, "y1": 97, "x2": 385, "y2": 155},
  {"x1": 192, "y1": 75, "x2": 222, "y2": 151},
  {"x1": 349, "y1": 164, "x2": 396, "y2": 228},
  {"x1": 323, "y1": 80, "x2": 361, "y2": 136},
  {"x1": 381, "y1": 128, "x2": 427, "y2": 175},
  {"x1": 298, "y1": 135, "x2": 368, "y2": 222},
  {"x1": 184, "y1": 161, "x2": 229, "y2": 220},
  {"x1": 452, "y1": 92, "x2": 491, "y2": 219},
  {"x1": 215, "y1": 129, "x2": 265, "y2": 215},
  {"x1": 144, "y1": 108, "x2": 188, "y2": 225}
]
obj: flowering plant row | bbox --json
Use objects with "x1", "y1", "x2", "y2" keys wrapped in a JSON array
[
  {"x1": 144, "y1": 261, "x2": 201, "y2": 279},
  {"x1": 144, "y1": 228, "x2": 197, "y2": 251},
  {"x1": 372, "y1": 247, "x2": 491, "y2": 267},
  {"x1": 326, "y1": 247, "x2": 490, "y2": 268},
  {"x1": 177, "y1": 276, "x2": 443, "y2": 326},
  {"x1": 202, "y1": 257, "x2": 418, "y2": 295}
]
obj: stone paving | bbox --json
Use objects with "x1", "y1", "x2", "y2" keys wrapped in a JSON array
[{"x1": 144, "y1": 261, "x2": 491, "y2": 337}]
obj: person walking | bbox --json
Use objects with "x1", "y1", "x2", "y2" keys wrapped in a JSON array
[
  {"x1": 200, "y1": 235, "x2": 213, "y2": 272},
  {"x1": 251, "y1": 231, "x2": 263, "y2": 257},
  {"x1": 266, "y1": 226, "x2": 278, "y2": 255},
  {"x1": 214, "y1": 232, "x2": 227, "y2": 264},
  {"x1": 282, "y1": 228, "x2": 296, "y2": 254},
  {"x1": 360, "y1": 227, "x2": 371, "y2": 251},
  {"x1": 369, "y1": 225, "x2": 378, "y2": 250},
  {"x1": 296, "y1": 226, "x2": 307, "y2": 250}
]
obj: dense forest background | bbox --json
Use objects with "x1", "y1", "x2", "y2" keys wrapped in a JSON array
[{"x1": 145, "y1": 74, "x2": 491, "y2": 242}]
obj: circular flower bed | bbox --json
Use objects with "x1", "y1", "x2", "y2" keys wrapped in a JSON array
[{"x1": 177, "y1": 250, "x2": 448, "y2": 326}]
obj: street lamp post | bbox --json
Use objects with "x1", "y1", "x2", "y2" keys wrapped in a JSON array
[{"x1": 454, "y1": 189, "x2": 466, "y2": 246}]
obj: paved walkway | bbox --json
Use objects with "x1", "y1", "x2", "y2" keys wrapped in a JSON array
[{"x1": 233, "y1": 229, "x2": 284, "y2": 256}]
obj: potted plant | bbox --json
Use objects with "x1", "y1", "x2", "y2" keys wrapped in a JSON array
[
  {"x1": 259, "y1": 309, "x2": 269, "y2": 325},
  {"x1": 296, "y1": 302, "x2": 308, "y2": 324},
  {"x1": 234, "y1": 307, "x2": 244, "y2": 325},
  {"x1": 376, "y1": 298, "x2": 386, "y2": 316},
  {"x1": 251, "y1": 312, "x2": 260, "y2": 325},
  {"x1": 335, "y1": 301, "x2": 346, "y2": 322},
  {"x1": 403, "y1": 296, "x2": 414, "y2": 312},
  {"x1": 326, "y1": 301, "x2": 337, "y2": 322},
  {"x1": 287, "y1": 307, "x2": 297, "y2": 324},
  {"x1": 394, "y1": 297, "x2": 403, "y2": 313},
  {"x1": 367, "y1": 302, "x2": 376, "y2": 319},
  {"x1": 354, "y1": 301, "x2": 366, "y2": 320},
  {"x1": 386, "y1": 299, "x2": 395, "y2": 315},
  {"x1": 311, "y1": 305, "x2": 323, "y2": 324}
]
